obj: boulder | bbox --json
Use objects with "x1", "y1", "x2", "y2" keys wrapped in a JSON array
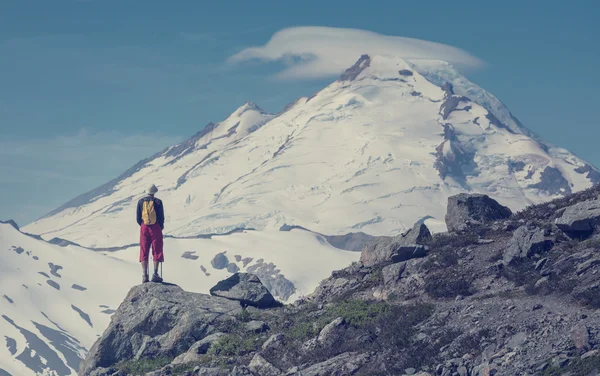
[
  {"x1": 502, "y1": 226, "x2": 554, "y2": 265},
  {"x1": 445, "y1": 194, "x2": 512, "y2": 232},
  {"x1": 79, "y1": 283, "x2": 242, "y2": 376},
  {"x1": 248, "y1": 354, "x2": 282, "y2": 376},
  {"x1": 171, "y1": 332, "x2": 227, "y2": 365},
  {"x1": 211, "y1": 252, "x2": 229, "y2": 269},
  {"x1": 401, "y1": 222, "x2": 433, "y2": 244},
  {"x1": 209, "y1": 273, "x2": 279, "y2": 308},
  {"x1": 555, "y1": 199, "x2": 600, "y2": 233},
  {"x1": 360, "y1": 222, "x2": 431, "y2": 267},
  {"x1": 317, "y1": 317, "x2": 345, "y2": 346},
  {"x1": 262, "y1": 333, "x2": 285, "y2": 351}
]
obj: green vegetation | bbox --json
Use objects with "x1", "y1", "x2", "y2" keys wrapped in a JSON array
[
  {"x1": 116, "y1": 357, "x2": 173, "y2": 375},
  {"x1": 208, "y1": 334, "x2": 261, "y2": 356},
  {"x1": 327, "y1": 299, "x2": 391, "y2": 327},
  {"x1": 541, "y1": 355, "x2": 600, "y2": 376}
]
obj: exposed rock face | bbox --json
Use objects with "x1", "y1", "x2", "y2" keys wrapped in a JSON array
[
  {"x1": 445, "y1": 193, "x2": 512, "y2": 232},
  {"x1": 503, "y1": 225, "x2": 554, "y2": 265},
  {"x1": 227, "y1": 263, "x2": 240, "y2": 273},
  {"x1": 360, "y1": 222, "x2": 431, "y2": 267},
  {"x1": 0, "y1": 219, "x2": 19, "y2": 230},
  {"x1": 79, "y1": 283, "x2": 241, "y2": 375},
  {"x1": 339, "y1": 54, "x2": 370, "y2": 81},
  {"x1": 555, "y1": 199, "x2": 600, "y2": 233},
  {"x1": 211, "y1": 252, "x2": 229, "y2": 269},
  {"x1": 528, "y1": 166, "x2": 572, "y2": 195},
  {"x1": 209, "y1": 273, "x2": 279, "y2": 308}
]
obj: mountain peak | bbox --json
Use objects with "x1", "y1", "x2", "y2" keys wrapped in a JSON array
[
  {"x1": 235, "y1": 101, "x2": 268, "y2": 116},
  {"x1": 339, "y1": 54, "x2": 415, "y2": 82}
]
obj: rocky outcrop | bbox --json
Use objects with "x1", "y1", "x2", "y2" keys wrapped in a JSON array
[
  {"x1": 360, "y1": 222, "x2": 431, "y2": 267},
  {"x1": 209, "y1": 273, "x2": 279, "y2": 308},
  {"x1": 79, "y1": 186, "x2": 600, "y2": 376},
  {"x1": 555, "y1": 199, "x2": 600, "y2": 233},
  {"x1": 79, "y1": 283, "x2": 242, "y2": 375},
  {"x1": 445, "y1": 193, "x2": 512, "y2": 232}
]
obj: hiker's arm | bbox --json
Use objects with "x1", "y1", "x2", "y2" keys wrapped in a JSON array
[
  {"x1": 136, "y1": 201, "x2": 142, "y2": 226},
  {"x1": 157, "y1": 201, "x2": 165, "y2": 230}
]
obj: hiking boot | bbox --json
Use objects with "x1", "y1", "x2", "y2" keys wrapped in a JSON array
[
  {"x1": 142, "y1": 274, "x2": 149, "y2": 283},
  {"x1": 151, "y1": 273, "x2": 163, "y2": 283}
]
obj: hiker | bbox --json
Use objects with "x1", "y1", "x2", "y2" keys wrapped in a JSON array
[{"x1": 136, "y1": 184, "x2": 165, "y2": 283}]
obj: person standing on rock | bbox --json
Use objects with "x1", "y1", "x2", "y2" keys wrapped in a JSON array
[{"x1": 136, "y1": 184, "x2": 165, "y2": 283}]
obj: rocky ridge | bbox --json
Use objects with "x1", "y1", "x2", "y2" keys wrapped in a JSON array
[{"x1": 81, "y1": 185, "x2": 600, "y2": 376}]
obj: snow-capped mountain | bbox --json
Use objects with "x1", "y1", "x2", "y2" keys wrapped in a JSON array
[
  {"x1": 4, "y1": 54, "x2": 600, "y2": 376},
  {"x1": 0, "y1": 222, "x2": 357, "y2": 375},
  {"x1": 25, "y1": 55, "x2": 599, "y2": 249}
]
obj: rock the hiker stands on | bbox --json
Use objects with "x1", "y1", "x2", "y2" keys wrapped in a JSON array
[
  {"x1": 445, "y1": 193, "x2": 512, "y2": 232},
  {"x1": 209, "y1": 273, "x2": 280, "y2": 309},
  {"x1": 79, "y1": 283, "x2": 245, "y2": 376}
]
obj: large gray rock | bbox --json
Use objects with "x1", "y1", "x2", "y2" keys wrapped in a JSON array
[
  {"x1": 79, "y1": 283, "x2": 241, "y2": 376},
  {"x1": 248, "y1": 354, "x2": 282, "y2": 376},
  {"x1": 360, "y1": 222, "x2": 431, "y2": 267},
  {"x1": 503, "y1": 226, "x2": 554, "y2": 265},
  {"x1": 555, "y1": 199, "x2": 600, "y2": 233},
  {"x1": 382, "y1": 261, "x2": 408, "y2": 285},
  {"x1": 445, "y1": 194, "x2": 512, "y2": 232},
  {"x1": 317, "y1": 317, "x2": 345, "y2": 346},
  {"x1": 209, "y1": 273, "x2": 279, "y2": 308}
]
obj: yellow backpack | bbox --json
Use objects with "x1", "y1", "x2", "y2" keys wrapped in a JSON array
[{"x1": 142, "y1": 200, "x2": 157, "y2": 225}]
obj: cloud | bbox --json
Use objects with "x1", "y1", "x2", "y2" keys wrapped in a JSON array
[
  {"x1": 0, "y1": 129, "x2": 182, "y2": 224},
  {"x1": 228, "y1": 26, "x2": 484, "y2": 80}
]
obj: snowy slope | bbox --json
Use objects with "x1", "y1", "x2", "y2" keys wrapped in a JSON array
[
  {"x1": 0, "y1": 223, "x2": 358, "y2": 375},
  {"x1": 25, "y1": 55, "x2": 599, "y2": 249}
]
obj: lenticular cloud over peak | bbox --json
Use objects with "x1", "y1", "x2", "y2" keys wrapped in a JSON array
[{"x1": 228, "y1": 26, "x2": 485, "y2": 80}]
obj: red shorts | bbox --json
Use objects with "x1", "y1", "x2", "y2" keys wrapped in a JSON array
[{"x1": 140, "y1": 223, "x2": 164, "y2": 262}]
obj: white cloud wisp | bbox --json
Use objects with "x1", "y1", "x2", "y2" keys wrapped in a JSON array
[{"x1": 229, "y1": 26, "x2": 484, "y2": 80}]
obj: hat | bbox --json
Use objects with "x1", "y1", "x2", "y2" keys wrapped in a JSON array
[{"x1": 147, "y1": 184, "x2": 158, "y2": 195}]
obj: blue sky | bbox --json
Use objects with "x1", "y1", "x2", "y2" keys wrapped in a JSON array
[{"x1": 1, "y1": 0, "x2": 598, "y2": 225}]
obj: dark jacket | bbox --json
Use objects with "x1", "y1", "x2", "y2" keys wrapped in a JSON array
[{"x1": 136, "y1": 196, "x2": 165, "y2": 229}]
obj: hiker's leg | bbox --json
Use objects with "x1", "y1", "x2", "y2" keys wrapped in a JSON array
[
  {"x1": 139, "y1": 224, "x2": 151, "y2": 276},
  {"x1": 151, "y1": 224, "x2": 164, "y2": 266},
  {"x1": 150, "y1": 224, "x2": 164, "y2": 280}
]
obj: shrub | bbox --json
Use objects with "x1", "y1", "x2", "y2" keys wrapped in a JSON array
[
  {"x1": 208, "y1": 334, "x2": 260, "y2": 356},
  {"x1": 327, "y1": 299, "x2": 391, "y2": 327}
]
